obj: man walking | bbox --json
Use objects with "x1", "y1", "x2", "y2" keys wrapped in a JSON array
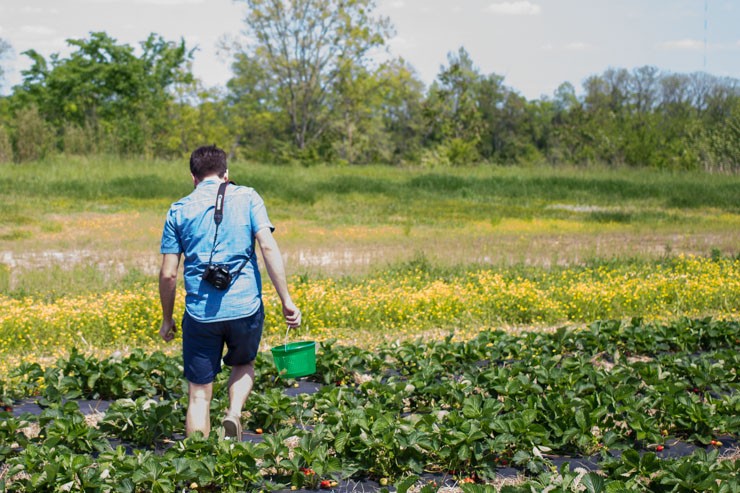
[{"x1": 158, "y1": 145, "x2": 301, "y2": 439}]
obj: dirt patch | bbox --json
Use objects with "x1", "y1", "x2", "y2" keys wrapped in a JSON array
[
  {"x1": 2, "y1": 209, "x2": 739, "y2": 279},
  {"x1": 720, "y1": 447, "x2": 740, "y2": 462},
  {"x1": 590, "y1": 352, "x2": 615, "y2": 372},
  {"x1": 21, "y1": 422, "x2": 40, "y2": 440}
]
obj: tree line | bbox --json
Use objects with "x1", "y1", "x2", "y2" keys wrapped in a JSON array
[{"x1": 0, "y1": 0, "x2": 738, "y2": 172}]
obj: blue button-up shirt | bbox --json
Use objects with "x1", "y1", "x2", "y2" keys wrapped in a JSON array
[{"x1": 160, "y1": 177, "x2": 274, "y2": 322}]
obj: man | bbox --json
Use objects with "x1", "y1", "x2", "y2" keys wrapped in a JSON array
[{"x1": 158, "y1": 145, "x2": 301, "y2": 439}]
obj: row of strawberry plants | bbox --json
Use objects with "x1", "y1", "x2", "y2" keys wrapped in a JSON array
[
  {"x1": 3, "y1": 317, "x2": 737, "y2": 408},
  {"x1": 1, "y1": 317, "x2": 737, "y2": 491},
  {"x1": 1, "y1": 408, "x2": 737, "y2": 492}
]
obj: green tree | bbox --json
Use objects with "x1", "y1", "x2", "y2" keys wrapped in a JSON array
[
  {"x1": 234, "y1": 0, "x2": 393, "y2": 152},
  {"x1": 0, "y1": 37, "x2": 11, "y2": 90},
  {"x1": 375, "y1": 58, "x2": 425, "y2": 164},
  {"x1": 332, "y1": 62, "x2": 381, "y2": 164},
  {"x1": 423, "y1": 47, "x2": 484, "y2": 165},
  {"x1": 161, "y1": 78, "x2": 235, "y2": 159},
  {"x1": 226, "y1": 52, "x2": 289, "y2": 161},
  {"x1": 13, "y1": 32, "x2": 194, "y2": 156}
]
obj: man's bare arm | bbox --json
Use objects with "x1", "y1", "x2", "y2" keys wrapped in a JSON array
[
  {"x1": 256, "y1": 228, "x2": 301, "y2": 328},
  {"x1": 159, "y1": 253, "x2": 181, "y2": 341}
]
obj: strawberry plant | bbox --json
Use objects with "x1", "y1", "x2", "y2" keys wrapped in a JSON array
[
  {"x1": 0, "y1": 410, "x2": 28, "y2": 461},
  {"x1": 100, "y1": 396, "x2": 183, "y2": 447},
  {"x1": 35, "y1": 401, "x2": 110, "y2": 454},
  {"x1": 243, "y1": 387, "x2": 299, "y2": 432}
]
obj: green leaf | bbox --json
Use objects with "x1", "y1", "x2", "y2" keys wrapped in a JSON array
[
  {"x1": 334, "y1": 431, "x2": 350, "y2": 454},
  {"x1": 580, "y1": 472, "x2": 606, "y2": 493},
  {"x1": 395, "y1": 475, "x2": 419, "y2": 493}
]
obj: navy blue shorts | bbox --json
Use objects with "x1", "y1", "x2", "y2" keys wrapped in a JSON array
[{"x1": 182, "y1": 304, "x2": 264, "y2": 384}]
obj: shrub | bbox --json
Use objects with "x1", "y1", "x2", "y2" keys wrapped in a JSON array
[
  {"x1": 13, "y1": 106, "x2": 55, "y2": 162},
  {"x1": 0, "y1": 125, "x2": 12, "y2": 163}
]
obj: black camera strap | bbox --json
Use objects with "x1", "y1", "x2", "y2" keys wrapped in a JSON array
[
  {"x1": 206, "y1": 181, "x2": 229, "y2": 266},
  {"x1": 206, "y1": 181, "x2": 254, "y2": 284}
]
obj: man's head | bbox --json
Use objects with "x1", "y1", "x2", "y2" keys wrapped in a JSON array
[{"x1": 190, "y1": 145, "x2": 227, "y2": 181}]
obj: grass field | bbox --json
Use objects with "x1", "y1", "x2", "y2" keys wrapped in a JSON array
[{"x1": 1, "y1": 156, "x2": 738, "y2": 289}]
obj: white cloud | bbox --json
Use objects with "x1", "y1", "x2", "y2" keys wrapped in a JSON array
[
  {"x1": 83, "y1": 0, "x2": 205, "y2": 3},
  {"x1": 564, "y1": 42, "x2": 591, "y2": 51},
  {"x1": 133, "y1": 0, "x2": 205, "y2": 4},
  {"x1": 387, "y1": 35, "x2": 413, "y2": 50},
  {"x1": 20, "y1": 25, "x2": 56, "y2": 36},
  {"x1": 486, "y1": 1, "x2": 541, "y2": 16},
  {"x1": 659, "y1": 38, "x2": 703, "y2": 50},
  {"x1": 541, "y1": 42, "x2": 592, "y2": 52},
  {"x1": 21, "y1": 7, "x2": 60, "y2": 15}
]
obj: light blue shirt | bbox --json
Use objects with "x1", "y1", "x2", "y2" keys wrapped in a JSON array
[{"x1": 160, "y1": 177, "x2": 274, "y2": 322}]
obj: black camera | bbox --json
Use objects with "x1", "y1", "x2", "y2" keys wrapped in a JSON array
[{"x1": 202, "y1": 264, "x2": 232, "y2": 290}]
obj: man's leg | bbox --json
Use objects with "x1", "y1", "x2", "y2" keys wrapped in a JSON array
[
  {"x1": 186, "y1": 381, "x2": 213, "y2": 437},
  {"x1": 225, "y1": 360, "x2": 255, "y2": 419}
]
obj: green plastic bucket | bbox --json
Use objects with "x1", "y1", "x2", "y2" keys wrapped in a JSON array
[{"x1": 271, "y1": 341, "x2": 316, "y2": 379}]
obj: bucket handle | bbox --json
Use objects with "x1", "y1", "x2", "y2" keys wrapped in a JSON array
[{"x1": 284, "y1": 326, "x2": 290, "y2": 350}]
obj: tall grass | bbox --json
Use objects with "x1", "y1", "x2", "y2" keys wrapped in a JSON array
[{"x1": 2, "y1": 156, "x2": 739, "y2": 220}]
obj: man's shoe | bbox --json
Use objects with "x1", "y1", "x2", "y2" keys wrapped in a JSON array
[{"x1": 222, "y1": 415, "x2": 242, "y2": 440}]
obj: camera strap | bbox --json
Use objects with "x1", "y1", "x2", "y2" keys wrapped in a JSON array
[
  {"x1": 206, "y1": 181, "x2": 254, "y2": 283},
  {"x1": 207, "y1": 181, "x2": 229, "y2": 266}
]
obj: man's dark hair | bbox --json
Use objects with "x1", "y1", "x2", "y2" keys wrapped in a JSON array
[{"x1": 190, "y1": 145, "x2": 227, "y2": 180}]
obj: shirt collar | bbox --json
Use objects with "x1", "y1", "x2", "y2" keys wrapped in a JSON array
[{"x1": 197, "y1": 177, "x2": 223, "y2": 188}]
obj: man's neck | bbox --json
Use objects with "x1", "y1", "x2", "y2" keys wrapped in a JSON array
[{"x1": 193, "y1": 174, "x2": 227, "y2": 187}]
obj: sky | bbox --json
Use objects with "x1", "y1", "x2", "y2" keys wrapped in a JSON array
[{"x1": 0, "y1": 0, "x2": 738, "y2": 101}]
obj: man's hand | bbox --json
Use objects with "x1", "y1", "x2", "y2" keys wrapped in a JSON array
[
  {"x1": 282, "y1": 301, "x2": 301, "y2": 329},
  {"x1": 160, "y1": 318, "x2": 177, "y2": 342}
]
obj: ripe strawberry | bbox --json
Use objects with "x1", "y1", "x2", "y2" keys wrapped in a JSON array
[
  {"x1": 320, "y1": 479, "x2": 332, "y2": 489},
  {"x1": 656, "y1": 445, "x2": 664, "y2": 452}
]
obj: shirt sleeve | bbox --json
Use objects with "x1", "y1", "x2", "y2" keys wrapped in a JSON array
[
  {"x1": 160, "y1": 208, "x2": 183, "y2": 254},
  {"x1": 250, "y1": 191, "x2": 275, "y2": 236}
]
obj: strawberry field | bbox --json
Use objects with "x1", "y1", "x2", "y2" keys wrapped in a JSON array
[{"x1": 1, "y1": 317, "x2": 738, "y2": 492}]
